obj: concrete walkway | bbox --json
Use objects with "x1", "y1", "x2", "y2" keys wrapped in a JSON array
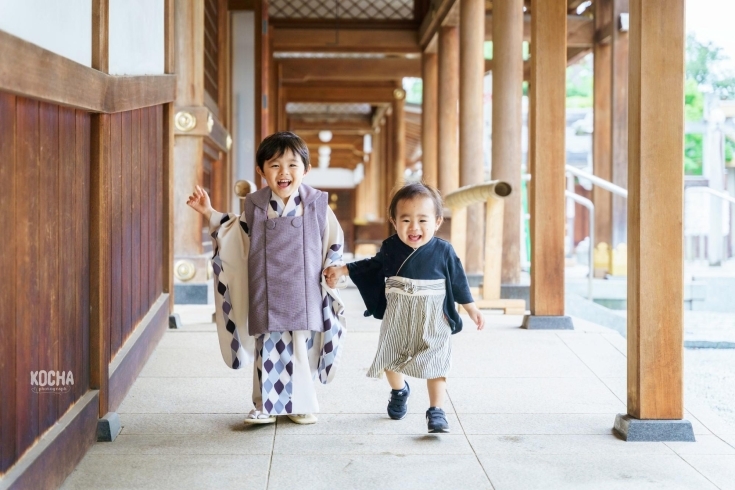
[{"x1": 62, "y1": 289, "x2": 735, "y2": 490}]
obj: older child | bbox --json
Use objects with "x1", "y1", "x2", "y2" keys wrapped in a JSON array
[
  {"x1": 324, "y1": 182, "x2": 484, "y2": 433},
  {"x1": 187, "y1": 131, "x2": 346, "y2": 425}
]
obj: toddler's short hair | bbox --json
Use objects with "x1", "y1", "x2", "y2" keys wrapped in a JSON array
[
  {"x1": 256, "y1": 131, "x2": 311, "y2": 170},
  {"x1": 389, "y1": 182, "x2": 444, "y2": 221}
]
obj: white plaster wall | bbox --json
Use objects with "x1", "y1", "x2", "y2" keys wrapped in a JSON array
[
  {"x1": 303, "y1": 168, "x2": 359, "y2": 189},
  {"x1": 108, "y1": 0, "x2": 164, "y2": 75},
  {"x1": 231, "y1": 11, "x2": 256, "y2": 213},
  {"x1": 0, "y1": 0, "x2": 92, "y2": 66}
]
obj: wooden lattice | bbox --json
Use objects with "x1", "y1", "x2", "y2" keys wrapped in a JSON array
[{"x1": 269, "y1": 0, "x2": 414, "y2": 20}]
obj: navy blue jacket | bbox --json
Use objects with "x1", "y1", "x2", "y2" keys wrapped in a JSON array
[{"x1": 346, "y1": 235, "x2": 473, "y2": 334}]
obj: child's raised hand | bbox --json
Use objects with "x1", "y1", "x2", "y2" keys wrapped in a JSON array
[
  {"x1": 186, "y1": 185, "x2": 214, "y2": 220},
  {"x1": 463, "y1": 303, "x2": 486, "y2": 330},
  {"x1": 323, "y1": 265, "x2": 347, "y2": 288}
]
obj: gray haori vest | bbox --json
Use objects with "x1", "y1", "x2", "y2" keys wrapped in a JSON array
[{"x1": 244, "y1": 184, "x2": 328, "y2": 336}]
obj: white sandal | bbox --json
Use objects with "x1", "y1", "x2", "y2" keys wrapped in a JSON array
[
  {"x1": 286, "y1": 413, "x2": 318, "y2": 425},
  {"x1": 243, "y1": 409, "x2": 276, "y2": 425}
]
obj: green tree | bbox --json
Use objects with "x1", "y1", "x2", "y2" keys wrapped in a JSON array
[{"x1": 686, "y1": 34, "x2": 735, "y2": 100}]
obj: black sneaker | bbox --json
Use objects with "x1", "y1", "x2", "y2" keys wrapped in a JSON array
[
  {"x1": 426, "y1": 407, "x2": 449, "y2": 433},
  {"x1": 387, "y1": 382, "x2": 410, "y2": 420}
]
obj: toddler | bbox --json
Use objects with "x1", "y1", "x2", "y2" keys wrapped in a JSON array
[{"x1": 325, "y1": 182, "x2": 484, "y2": 433}]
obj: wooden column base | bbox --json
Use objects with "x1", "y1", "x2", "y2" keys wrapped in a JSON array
[{"x1": 522, "y1": 315, "x2": 574, "y2": 330}]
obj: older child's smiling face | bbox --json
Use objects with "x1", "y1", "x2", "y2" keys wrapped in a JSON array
[
  {"x1": 256, "y1": 148, "x2": 308, "y2": 201},
  {"x1": 391, "y1": 197, "x2": 442, "y2": 249}
]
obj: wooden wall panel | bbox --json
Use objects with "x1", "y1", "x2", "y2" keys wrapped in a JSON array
[
  {"x1": 155, "y1": 104, "x2": 165, "y2": 296},
  {"x1": 131, "y1": 109, "x2": 141, "y2": 336},
  {"x1": 16, "y1": 96, "x2": 41, "y2": 455},
  {"x1": 120, "y1": 111, "x2": 132, "y2": 356},
  {"x1": 108, "y1": 106, "x2": 165, "y2": 359},
  {"x1": 76, "y1": 111, "x2": 91, "y2": 398},
  {"x1": 59, "y1": 107, "x2": 78, "y2": 416},
  {"x1": 39, "y1": 101, "x2": 60, "y2": 432},
  {"x1": 110, "y1": 113, "x2": 123, "y2": 359},
  {"x1": 0, "y1": 92, "x2": 17, "y2": 473},
  {"x1": 0, "y1": 93, "x2": 91, "y2": 472},
  {"x1": 140, "y1": 108, "x2": 150, "y2": 324}
]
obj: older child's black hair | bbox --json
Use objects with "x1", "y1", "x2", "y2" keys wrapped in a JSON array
[
  {"x1": 256, "y1": 131, "x2": 311, "y2": 170},
  {"x1": 388, "y1": 182, "x2": 444, "y2": 221}
]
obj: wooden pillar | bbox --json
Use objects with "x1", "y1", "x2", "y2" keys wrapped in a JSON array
[
  {"x1": 438, "y1": 26, "x2": 463, "y2": 263},
  {"x1": 524, "y1": 0, "x2": 570, "y2": 328},
  {"x1": 254, "y1": 0, "x2": 269, "y2": 160},
  {"x1": 460, "y1": 0, "x2": 485, "y2": 275},
  {"x1": 90, "y1": 0, "x2": 111, "y2": 417},
  {"x1": 593, "y1": 0, "x2": 613, "y2": 252},
  {"x1": 173, "y1": 0, "x2": 205, "y2": 257},
  {"x1": 421, "y1": 51, "x2": 438, "y2": 188},
  {"x1": 373, "y1": 126, "x2": 385, "y2": 220},
  {"x1": 393, "y1": 88, "x2": 407, "y2": 191},
  {"x1": 438, "y1": 26, "x2": 459, "y2": 195},
  {"x1": 163, "y1": 0, "x2": 175, "y2": 305},
  {"x1": 611, "y1": 0, "x2": 629, "y2": 249},
  {"x1": 490, "y1": 0, "x2": 524, "y2": 284},
  {"x1": 625, "y1": 0, "x2": 685, "y2": 422}
]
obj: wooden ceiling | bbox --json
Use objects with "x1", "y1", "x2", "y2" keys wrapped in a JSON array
[{"x1": 230, "y1": 0, "x2": 598, "y2": 168}]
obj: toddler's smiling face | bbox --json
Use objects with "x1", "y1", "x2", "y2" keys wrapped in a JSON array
[{"x1": 391, "y1": 197, "x2": 442, "y2": 249}]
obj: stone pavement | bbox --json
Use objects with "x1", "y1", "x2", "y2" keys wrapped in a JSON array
[{"x1": 62, "y1": 289, "x2": 735, "y2": 490}]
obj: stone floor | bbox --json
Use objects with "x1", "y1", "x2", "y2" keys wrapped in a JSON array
[{"x1": 62, "y1": 289, "x2": 735, "y2": 490}]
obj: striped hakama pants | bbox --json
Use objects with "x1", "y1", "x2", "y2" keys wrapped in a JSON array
[{"x1": 367, "y1": 276, "x2": 452, "y2": 379}]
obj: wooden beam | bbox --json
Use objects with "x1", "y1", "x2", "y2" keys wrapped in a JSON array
[
  {"x1": 527, "y1": 0, "x2": 567, "y2": 317},
  {"x1": 485, "y1": 14, "x2": 594, "y2": 48},
  {"x1": 290, "y1": 118, "x2": 372, "y2": 132},
  {"x1": 273, "y1": 28, "x2": 420, "y2": 54},
  {"x1": 280, "y1": 58, "x2": 421, "y2": 83},
  {"x1": 418, "y1": 0, "x2": 458, "y2": 48},
  {"x1": 626, "y1": 0, "x2": 685, "y2": 420},
  {"x1": 596, "y1": 20, "x2": 614, "y2": 44},
  {"x1": 282, "y1": 85, "x2": 398, "y2": 104},
  {"x1": 0, "y1": 30, "x2": 175, "y2": 113},
  {"x1": 228, "y1": 0, "x2": 254, "y2": 9}
]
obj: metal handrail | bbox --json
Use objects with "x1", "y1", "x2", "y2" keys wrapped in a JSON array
[
  {"x1": 686, "y1": 185, "x2": 735, "y2": 205},
  {"x1": 565, "y1": 190, "x2": 594, "y2": 301},
  {"x1": 565, "y1": 165, "x2": 628, "y2": 198}
]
